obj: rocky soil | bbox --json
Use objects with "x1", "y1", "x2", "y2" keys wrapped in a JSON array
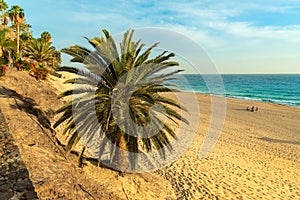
[{"x1": 0, "y1": 109, "x2": 38, "y2": 199}]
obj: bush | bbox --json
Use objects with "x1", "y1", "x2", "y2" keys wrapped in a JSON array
[
  {"x1": 14, "y1": 57, "x2": 50, "y2": 80},
  {"x1": 0, "y1": 64, "x2": 8, "y2": 77},
  {"x1": 14, "y1": 58, "x2": 31, "y2": 71},
  {"x1": 29, "y1": 62, "x2": 50, "y2": 80}
]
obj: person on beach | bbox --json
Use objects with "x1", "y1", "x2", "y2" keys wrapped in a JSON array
[{"x1": 247, "y1": 106, "x2": 258, "y2": 112}]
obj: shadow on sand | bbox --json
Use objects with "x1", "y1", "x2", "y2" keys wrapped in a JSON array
[
  {"x1": 0, "y1": 86, "x2": 53, "y2": 132},
  {"x1": 259, "y1": 136, "x2": 300, "y2": 146},
  {"x1": 0, "y1": 86, "x2": 126, "y2": 171}
]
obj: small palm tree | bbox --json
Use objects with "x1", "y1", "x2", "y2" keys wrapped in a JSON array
[
  {"x1": 23, "y1": 38, "x2": 59, "y2": 68},
  {"x1": 0, "y1": 0, "x2": 8, "y2": 26},
  {"x1": 41, "y1": 31, "x2": 52, "y2": 43},
  {"x1": 54, "y1": 29, "x2": 188, "y2": 172},
  {"x1": 8, "y1": 5, "x2": 24, "y2": 54}
]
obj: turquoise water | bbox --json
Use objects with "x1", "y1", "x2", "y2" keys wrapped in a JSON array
[{"x1": 170, "y1": 74, "x2": 300, "y2": 107}]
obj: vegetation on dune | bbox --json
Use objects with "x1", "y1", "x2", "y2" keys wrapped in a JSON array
[
  {"x1": 23, "y1": 32, "x2": 61, "y2": 69},
  {"x1": 0, "y1": 63, "x2": 6, "y2": 77},
  {"x1": 0, "y1": 0, "x2": 61, "y2": 80},
  {"x1": 0, "y1": 28, "x2": 14, "y2": 66},
  {"x1": 54, "y1": 29, "x2": 188, "y2": 171}
]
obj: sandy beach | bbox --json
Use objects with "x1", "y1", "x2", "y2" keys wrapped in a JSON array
[
  {"x1": 0, "y1": 71, "x2": 299, "y2": 199},
  {"x1": 159, "y1": 93, "x2": 300, "y2": 199}
]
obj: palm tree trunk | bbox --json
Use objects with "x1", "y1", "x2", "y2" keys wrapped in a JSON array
[
  {"x1": 1, "y1": 9, "x2": 4, "y2": 26},
  {"x1": 8, "y1": 50, "x2": 11, "y2": 68},
  {"x1": 113, "y1": 133, "x2": 129, "y2": 172},
  {"x1": 16, "y1": 24, "x2": 20, "y2": 54}
]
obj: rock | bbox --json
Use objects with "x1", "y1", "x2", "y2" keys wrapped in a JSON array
[
  {"x1": 21, "y1": 190, "x2": 39, "y2": 200},
  {"x1": 13, "y1": 181, "x2": 32, "y2": 192},
  {"x1": 1, "y1": 191, "x2": 14, "y2": 199},
  {"x1": 0, "y1": 183, "x2": 10, "y2": 191}
]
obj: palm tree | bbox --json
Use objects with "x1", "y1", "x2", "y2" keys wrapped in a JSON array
[
  {"x1": 3, "y1": 14, "x2": 8, "y2": 27},
  {"x1": 8, "y1": 5, "x2": 24, "y2": 54},
  {"x1": 0, "y1": 0, "x2": 8, "y2": 26},
  {"x1": 23, "y1": 38, "x2": 59, "y2": 68},
  {"x1": 41, "y1": 31, "x2": 52, "y2": 43},
  {"x1": 54, "y1": 29, "x2": 188, "y2": 171}
]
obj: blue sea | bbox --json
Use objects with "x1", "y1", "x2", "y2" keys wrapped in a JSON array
[{"x1": 169, "y1": 74, "x2": 300, "y2": 107}]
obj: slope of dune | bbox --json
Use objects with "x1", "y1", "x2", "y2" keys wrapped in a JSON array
[{"x1": 0, "y1": 70, "x2": 176, "y2": 200}]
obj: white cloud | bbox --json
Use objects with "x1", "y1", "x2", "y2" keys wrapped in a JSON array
[{"x1": 205, "y1": 21, "x2": 300, "y2": 43}]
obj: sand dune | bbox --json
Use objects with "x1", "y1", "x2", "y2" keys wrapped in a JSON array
[{"x1": 0, "y1": 71, "x2": 299, "y2": 199}]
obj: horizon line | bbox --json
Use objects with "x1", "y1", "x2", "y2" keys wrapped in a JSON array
[{"x1": 179, "y1": 73, "x2": 300, "y2": 75}]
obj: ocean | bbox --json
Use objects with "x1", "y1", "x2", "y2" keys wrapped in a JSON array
[{"x1": 169, "y1": 74, "x2": 300, "y2": 107}]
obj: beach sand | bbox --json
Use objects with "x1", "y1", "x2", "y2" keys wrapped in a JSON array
[
  {"x1": 157, "y1": 93, "x2": 300, "y2": 199},
  {"x1": 0, "y1": 71, "x2": 299, "y2": 199}
]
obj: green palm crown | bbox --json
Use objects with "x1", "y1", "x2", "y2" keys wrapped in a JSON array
[{"x1": 54, "y1": 29, "x2": 188, "y2": 171}]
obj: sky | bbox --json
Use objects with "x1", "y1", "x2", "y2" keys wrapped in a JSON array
[{"x1": 5, "y1": 0, "x2": 300, "y2": 74}]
